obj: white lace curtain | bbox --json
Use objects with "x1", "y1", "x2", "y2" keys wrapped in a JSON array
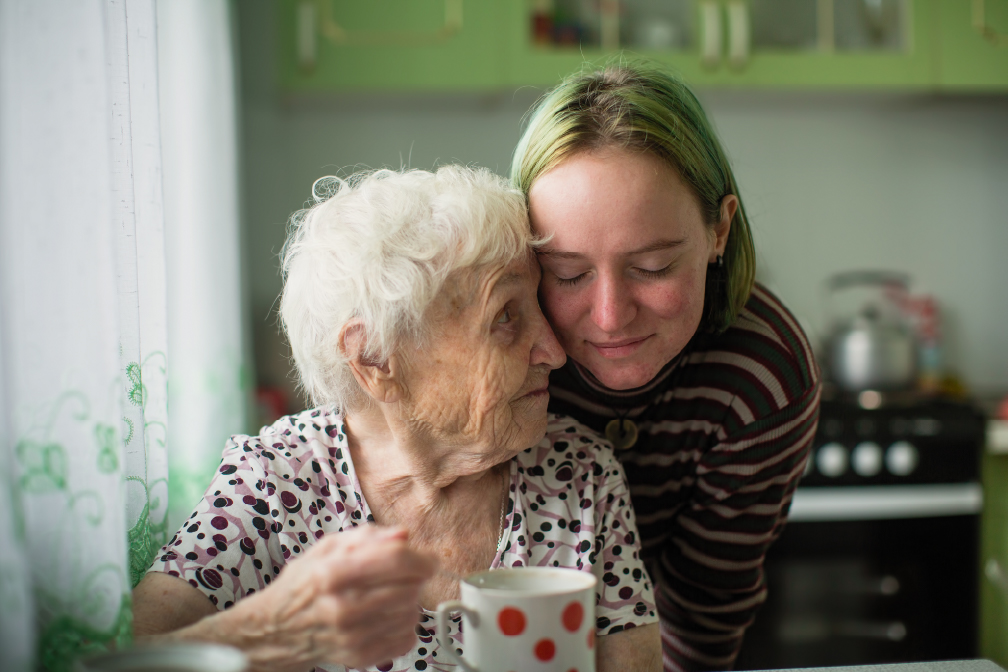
[{"x1": 0, "y1": 1, "x2": 247, "y2": 669}]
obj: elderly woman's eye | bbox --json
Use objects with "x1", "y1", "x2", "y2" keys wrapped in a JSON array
[{"x1": 497, "y1": 308, "x2": 514, "y2": 324}]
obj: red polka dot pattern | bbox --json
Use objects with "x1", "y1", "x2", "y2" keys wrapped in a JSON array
[
  {"x1": 534, "y1": 638, "x2": 556, "y2": 661},
  {"x1": 498, "y1": 606, "x2": 526, "y2": 636},
  {"x1": 587, "y1": 629, "x2": 595, "y2": 650},
  {"x1": 562, "y1": 600, "x2": 584, "y2": 632}
]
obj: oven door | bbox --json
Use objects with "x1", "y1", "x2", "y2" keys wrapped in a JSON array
[{"x1": 735, "y1": 484, "x2": 981, "y2": 670}]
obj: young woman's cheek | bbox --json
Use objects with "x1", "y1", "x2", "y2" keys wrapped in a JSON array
[
  {"x1": 537, "y1": 284, "x2": 584, "y2": 346},
  {"x1": 649, "y1": 279, "x2": 693, "y2": 319},
  {"x1": 647, "y1": 269, "x2": 707, "y2": 332}
]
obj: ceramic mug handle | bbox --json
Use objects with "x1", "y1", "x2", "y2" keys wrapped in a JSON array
[{"x1": 435, "y1": 600, "x2": 479, "y2": 672}]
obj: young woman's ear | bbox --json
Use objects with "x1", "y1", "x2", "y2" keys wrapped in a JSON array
[
  {"x1": 710, "y1": 194, "x2": 737, "y2": 261},
  {"x1": 338, "y1": 320, "x2": 403, "y2": 404}
]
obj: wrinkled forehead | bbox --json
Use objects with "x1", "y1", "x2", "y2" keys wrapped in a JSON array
[{"x1": 438, "y1": 252, "x2": 538, "y2": 317}]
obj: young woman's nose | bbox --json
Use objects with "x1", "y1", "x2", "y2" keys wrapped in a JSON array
[{"x1": 590, "y1": 273, "x2": 636, "y2": 333}]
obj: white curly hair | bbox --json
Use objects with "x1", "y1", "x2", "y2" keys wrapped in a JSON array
[{"x1": 279, "y1": 165, "x2": 539, "y2": 412}]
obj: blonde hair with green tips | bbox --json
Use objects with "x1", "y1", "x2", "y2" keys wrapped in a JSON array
[{"x1": 511, "y1": 62, "x2": 756, "y2": 334}]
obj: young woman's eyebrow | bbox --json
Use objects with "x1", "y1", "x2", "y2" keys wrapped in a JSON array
[
  {"x1": 537, "y1": 249, "x2": 583, "y2": 260},
  {"x1": 628, "y1": 238, "x2": 688, "y2": 254},
  {"x1": 538, "y1": 238, "x2": 687, "y2": 259}
]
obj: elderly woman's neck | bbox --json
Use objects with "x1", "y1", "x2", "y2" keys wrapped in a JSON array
[{"x1": 342, "y1": 405, "x2": 495, "y2": 503}]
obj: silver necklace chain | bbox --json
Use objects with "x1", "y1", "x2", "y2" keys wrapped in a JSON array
[{"x1": 495, "y1": 465, "x2": 509, "y2": 553}]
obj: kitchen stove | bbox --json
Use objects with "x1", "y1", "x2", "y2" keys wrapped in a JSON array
[{"x1": 735, "y1": 396, "x2": 986, "y2": 670}]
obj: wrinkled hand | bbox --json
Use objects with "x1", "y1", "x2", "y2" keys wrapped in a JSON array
[{"x1": 225, "y1": 525, "x2": 436, "y2": 672}]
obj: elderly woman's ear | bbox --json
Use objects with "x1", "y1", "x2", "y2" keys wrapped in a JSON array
[{"x1": 339, "y1": 320, "x2": 403, "y2": 404}]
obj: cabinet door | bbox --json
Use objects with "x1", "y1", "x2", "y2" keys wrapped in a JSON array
[
  {"x1": 506, "y1": 0, "x2": 937, "y2": 91},
  {"x1": 935, "y1": 0, "x2": 1008, "y2": 89},
  {"x1": 505, "y1": 0, "x2": 711, "y2": 89},
  {"x1": 981, "y1": 452, "x2": 1008, "y2": 668},
  {"x1": 278, "y1": 0, "x2": 507, "y2": 92}
]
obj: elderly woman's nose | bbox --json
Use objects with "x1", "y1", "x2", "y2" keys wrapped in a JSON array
[
  {"x1": 591, "y1": 274, "x2": 636, "y2": 334},
  {"x1": 531, "y1": 309, "x2": 566, "y2": 369}
]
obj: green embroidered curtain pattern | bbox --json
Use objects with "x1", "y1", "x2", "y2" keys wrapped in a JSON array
[{"x1": 0, "y1": 1, "x2": 247, "y2": 669}]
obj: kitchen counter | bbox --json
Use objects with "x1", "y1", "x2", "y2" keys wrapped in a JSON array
[{"x1": 762, "y1": 662, "x2": 1004, "y2": 672}]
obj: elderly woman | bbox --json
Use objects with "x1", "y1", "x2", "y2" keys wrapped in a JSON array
[{"x1": 133, "y1": 166, "x2": 661, "y2": 672}]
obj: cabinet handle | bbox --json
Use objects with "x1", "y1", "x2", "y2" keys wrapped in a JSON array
[
  {"x1": 835, "y1": 620, "x2": 907, "y2": 641},
  {"x1": 600, "y1": 0, "x2": 620, "y2": 51},
  {"x1": 700, "y1": 0, "x2": 723, "y2": 67},
  {"x1": 973, "y1": 0, "x2": 1008, "y2": 47},
  {"x1": 986, "y1": 558, "x2": 1008, "y2": 594},
  {"x1": 298, "y1": 2, "x2": 317, "y2": 70},
  {"x1": 312, "y1": 0, "x2": 463, "y2": 48},
  {"x1": 779, "y1": 618, "x2": 907, "y2": 642},
  {"x1": 817, "y1": 0, "x2": 835, "y2": 52},
  {"x1": 726, "y1": 0, "x2": 750, "y2": 68}
]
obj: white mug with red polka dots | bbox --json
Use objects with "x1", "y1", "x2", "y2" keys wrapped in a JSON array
[{"x1": 435, "y1": 567, "x2": 597, "y2": 672}]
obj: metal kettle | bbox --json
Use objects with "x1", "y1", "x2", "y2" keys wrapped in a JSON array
[{"x1": 826, "y1": 271, "x2": 917, "y2": 392}]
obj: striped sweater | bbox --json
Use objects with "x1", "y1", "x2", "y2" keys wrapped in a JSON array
[{"x1": 546, "y1": 284, "x2": 821, "y2": 672}]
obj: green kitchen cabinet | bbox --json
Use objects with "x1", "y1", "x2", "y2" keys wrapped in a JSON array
[
  {"x1": 505, "y1": 0, "x2": 937, "y2": 91},
  {"x1": 277, "y1": 0, "x2": 1008, "y2": 93},
  {"x1": 934, "y1": 0, "x2": 1008, "y2": 89},
  {"x1": 277, "y1": 0, "x2": 508, "y2": 92},
  {"x1": 982, "y1": 450, "x2": 1008, "y2": 668}
]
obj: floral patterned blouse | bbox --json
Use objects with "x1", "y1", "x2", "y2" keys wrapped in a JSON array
[{"x1": 149, "y1": 408, "x2": 658, "y2": 671}]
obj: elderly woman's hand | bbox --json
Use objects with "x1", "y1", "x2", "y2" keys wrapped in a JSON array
[{"x1": 134, "y1": 525, "x2": 436, "y2": 672}]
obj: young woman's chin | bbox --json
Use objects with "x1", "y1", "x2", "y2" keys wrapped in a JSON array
[
  {"x1": 575, "y1": 349, "x2": 669, "y2": 390},
  {"x1": 592, "y1": 366, "x2": 658, "y2": 390}
]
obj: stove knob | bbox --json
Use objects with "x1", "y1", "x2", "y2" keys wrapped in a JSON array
[
  {"x1": 886, "y1": 441, "x2": 919, "y2": 476},
  {"x1": 817, "y1": 442, "x2": 848, "y2": 477},
  {"x1": 852, "y1": 441, "x2": 883, "y2": 476},
  {"x1": 890, "y1": 417, "x2": 910, "y2": 436},
  {"x1": 823, "y1": 418, "x2": 844, "y2": 439},
  {"x1": 856, "y1": 418, "x2": 877, "y2": 437},
  {"x1": 913, "y1": 418, "x2": 941, "y2": 436}
]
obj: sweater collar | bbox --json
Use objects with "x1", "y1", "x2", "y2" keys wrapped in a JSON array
[{"x1": 564, "y1": 351, "x2": 685, "y2": 410}]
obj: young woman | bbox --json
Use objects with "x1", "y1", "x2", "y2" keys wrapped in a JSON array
[{"x1": 512, "y1": 64, "x2": 822, "y2": 672}]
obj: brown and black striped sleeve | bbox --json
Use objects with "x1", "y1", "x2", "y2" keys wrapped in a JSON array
[{"x1": 654, "y1": 381, "x2": 820, "y2": 671}]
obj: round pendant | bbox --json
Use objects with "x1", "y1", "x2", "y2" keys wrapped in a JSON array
[{"x1": 605, "y1": 418, "x2": 638, "y2": 450}]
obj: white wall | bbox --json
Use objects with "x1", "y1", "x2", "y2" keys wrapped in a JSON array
[
  {"x1": 238, "y1": 1, "x2": 1008, "y2": 397},
  {"x1": 707, "y1": 92, "x2": 1008, "y2": 394}
]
